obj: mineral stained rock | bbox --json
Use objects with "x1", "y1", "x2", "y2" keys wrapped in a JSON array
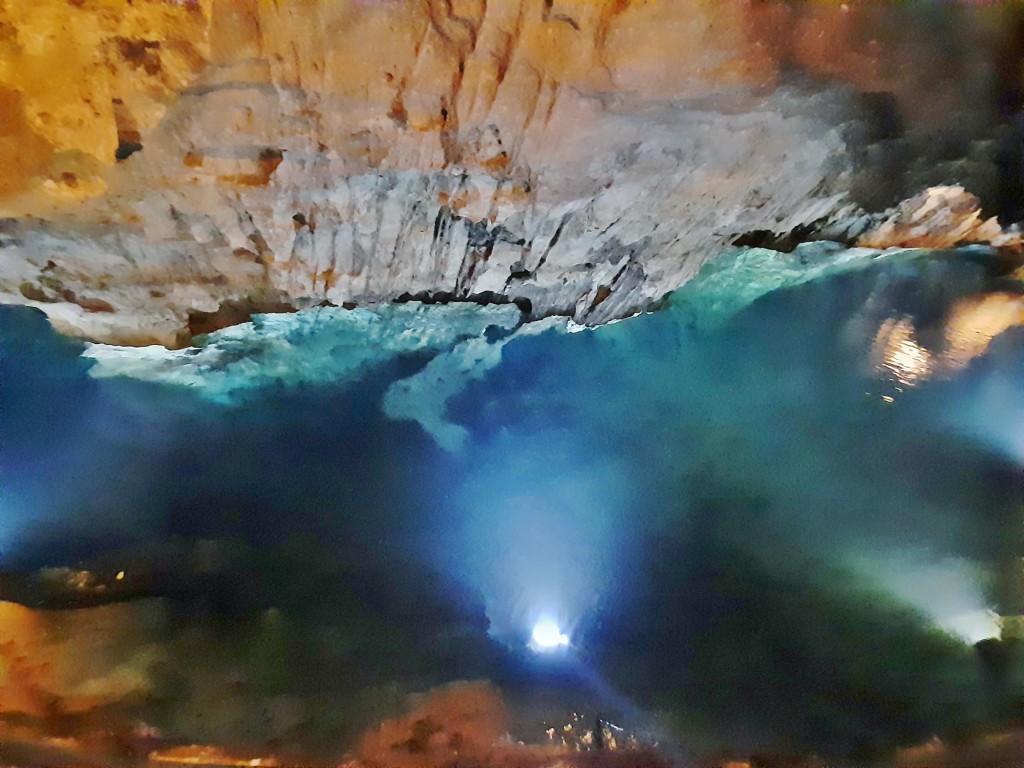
[
  {"x1": 858, "y1": 186, "x2": 1022, "y2": 252},
  {"x1": 0, "y1": 0, "x2": 1020, "y2": 345}
]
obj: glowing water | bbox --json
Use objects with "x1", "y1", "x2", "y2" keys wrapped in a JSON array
[{"x1": 1, "y1": 246, "x2": 1022, "y2": 760}]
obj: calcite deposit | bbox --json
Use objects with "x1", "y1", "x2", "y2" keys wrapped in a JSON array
[{"x1": 1, "y1": 0, "x2": 1021, "y2": 346}]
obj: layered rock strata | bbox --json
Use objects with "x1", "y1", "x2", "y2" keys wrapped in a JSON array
[{"x1": 0, "y1": 0, "x2": 1021, "y2": 345}]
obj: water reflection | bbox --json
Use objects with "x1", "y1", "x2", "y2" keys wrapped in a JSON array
[
  {"x1": 1, "y1": 248, "x2": 1023, "y2": 765},
  {"x1": 871, "y1": 293, "x2": 1024, "y2": 388},
  {"x1": 872, "y1": 317, "x2": 933, "y2": 386}
]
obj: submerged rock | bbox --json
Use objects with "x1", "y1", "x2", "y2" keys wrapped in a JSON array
[{"x1": 82, "y1": 301, "x2": 523, "y2": 404}]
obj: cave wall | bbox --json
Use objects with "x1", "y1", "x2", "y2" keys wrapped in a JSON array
[{"x1": 0, "y1": 0, "x2": 1021, "y2": 345}]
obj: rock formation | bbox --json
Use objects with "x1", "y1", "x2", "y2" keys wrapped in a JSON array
[
  {"x1": 2, "y1": 0, "x2": 1021, "y2": 346},
  {"x1": 858, "y1": 186, "x2": 1022, "y2": 252}
]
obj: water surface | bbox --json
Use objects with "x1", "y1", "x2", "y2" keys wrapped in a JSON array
[{"x1": 1, "y1": 248, "x2": 1022, "y2": 764}]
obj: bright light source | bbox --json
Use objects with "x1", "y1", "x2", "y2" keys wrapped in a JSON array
[
  {"x1": 939, "y1": 609, "x2": 1002, "y2": 644},
  {"x1": 531, "y1": 619, "x2": 570, "y2": 650}
]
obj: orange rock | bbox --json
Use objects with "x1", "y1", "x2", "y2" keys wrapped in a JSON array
[
  {"x1": 859, "y1": 186, "x2": 1022, "y2": 251},
  {"x1": 358, "y1": 681, "x2": 507, "y2": 768}
]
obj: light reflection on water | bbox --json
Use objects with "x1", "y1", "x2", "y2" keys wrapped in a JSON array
[{"x1": 1, "y1": 250, "x2": 1023, "y2": 765}]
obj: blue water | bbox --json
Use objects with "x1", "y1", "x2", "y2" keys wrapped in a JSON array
[{"x1": 1, "y1": 249, "x2": 1022, "y2": 762}]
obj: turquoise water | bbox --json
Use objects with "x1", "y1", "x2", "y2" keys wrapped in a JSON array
[{"x1": 1, "y1": 247, "x2": 1022, "y2": 762}]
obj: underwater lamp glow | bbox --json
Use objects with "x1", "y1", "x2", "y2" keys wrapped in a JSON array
[{"x1": 531, "y1": 618, "x2": 570, "y2": 650}]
